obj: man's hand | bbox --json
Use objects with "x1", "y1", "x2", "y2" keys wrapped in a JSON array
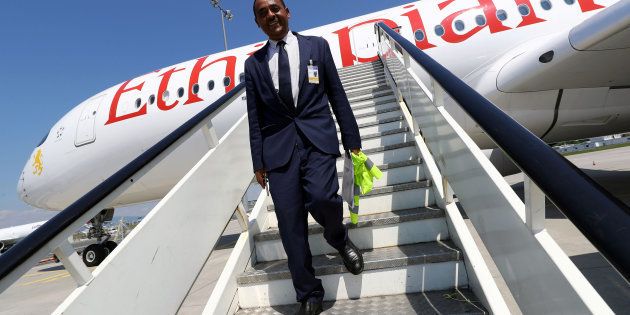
[
  {"x1": 255, "y1": 169, "x2": 267, "y2": 188},
  {"x1": 351, "y1": 148, "x2": 361, "y2": 155}
]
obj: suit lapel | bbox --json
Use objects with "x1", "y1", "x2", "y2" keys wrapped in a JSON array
[
  {"x1": 254, "y1": 42, "x2": 295, "y2": 115},
  {"x1": 296, "y1": 32, "x2": 311, "y2": 111}
]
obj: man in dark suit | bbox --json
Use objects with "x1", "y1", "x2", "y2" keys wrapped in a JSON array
[{"x1": 246, "y1": 0, "x2": 364, "y2": 313}]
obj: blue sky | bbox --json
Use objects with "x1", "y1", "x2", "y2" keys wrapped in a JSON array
[{"x1": 0, "y1": 0, "x2": 413, "y2": 227}]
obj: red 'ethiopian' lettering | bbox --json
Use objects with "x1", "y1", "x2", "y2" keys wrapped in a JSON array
[
  {"x1": 577, "y1": 0, "x2": 604, "y2": 12},
  {"x1": 513, "y1": 0, "x2": 546, "y2": 27},
  {"x1": 334, "y1": 18, "x2": 399, "y2": 67},
  {"x1": 439, "y1": 0, "x2": 511, "y2": 43},
  {"x1": 184, "y1": 55, "x2": 237, "y2": 105},
  {"x1": 157, "y1": 67, "x2": 186, "y2": 111},
  {"x1": 106, "y1": 79, "x2": 147, "y2": 125}
]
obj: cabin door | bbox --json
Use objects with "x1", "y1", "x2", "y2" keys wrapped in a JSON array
[{"x1": 75, "y1": 95, "x2": 105, "y2": 147}]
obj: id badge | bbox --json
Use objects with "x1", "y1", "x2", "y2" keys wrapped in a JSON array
[{"x1": 307, "y1": 61, "x2": 319, "y2": 84}]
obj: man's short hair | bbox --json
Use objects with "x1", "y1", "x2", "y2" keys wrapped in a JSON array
[{"x1": 252, "y1": 0, "x2": 287, "y2": 17}]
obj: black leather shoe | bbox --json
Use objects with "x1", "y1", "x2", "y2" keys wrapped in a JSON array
[
  {"x1": 296, "y1": 300, "x2": 323, "y2": 315},
  {"x1": 339, "y1": 239, "x2": 364, "y2": 275}
]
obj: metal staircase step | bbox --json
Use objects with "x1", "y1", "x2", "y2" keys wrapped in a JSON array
[
  {"x1": 339, "y1": 69, "x2": 384, "y2": 81},
  {"x1": 235, "y1": 289, "x2": 486, "y2": 314},
  {"x1": 237, "y1": 241, "x2": 468, "y2": 308},
  {"x1": 351, "y1": 101, "x2": 399, "y2": 116},
  {"x1": 341, "y1": 74, "x2": 385, "y2": 86},
  {"x1": 349, "y1": 94, "x2": 397, "y2": 107},
  {"x1": 347, "y1": 89, "x2": 394, "y2": 104},
  {"x1": 339, "y1": 64, "x2": 384, "y2": 75},
  {"x1": 255, "y1": 207, "x2": 448, "y2": 262},
  {"x1": 338, "y1": 62, "x2": 383, "y2": 72},
  {"x1": 352, "y1": 108, "x2": 401, "y2": 125},
  {"x1": 339, "y1": 118, "x2": 407, "y2": 136},
  {"x1": 335, "y1": 158, "x2": 425, "y2": 188},
  {"x1": 339, "y1": 128, "x2": 412, "y2": 151},
  {"x1": 349, "y1": 99, "x2": 397, "y2": 112},
  {"x1": 345, "y1": 85, "x2": 391, "y2": 99},
  {"x1": 266, "y1": 180, "x2": 435, "y2": 228},
  {"x1": 342, "y1": 77, "x2": 386, "y2": 90},
  {"x1": 337, "y1": 115, "x2": 405, "y2": 134},
  {"x1": 335, "y1": 140, "x2": 418, "y2": 170},
  {"x1": 344, "y1": 85, "x2": 390, "y2": 99},
  {"x1": 336, "y1": 158, "x2": 424, "y2": 184}
]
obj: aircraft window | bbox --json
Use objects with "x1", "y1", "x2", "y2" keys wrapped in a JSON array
[
  {"x1": 163, "y1": 90, "x2": 170, "y2": 101},
  {"x1": 135, "y1": 98, "x2": 142, "y2": 108},
  {"x1": 223, "y1": 76, "x2": 231, "y2": 87},
  {"x1": 518, "y1": 4, "x2": 531, "y2": 16},
  {"x1": 564, "y1": 0, "x2": 575, "y2": 4},
  {"x1": 541, "y1": 0, "x2": 552, "y2": 10},
  {"x1": 434, "y1": 25, "x2": 445, "y2": 37},
  {"x1": 414, "y1": 29, "x2": 425, "y2": 42},
  {"x1": 454, "y1": 20, "x2": 465, "y2": 31},
  {"x1": 475, "y1": 15, "x2": 486, "y2": 26},
  {"x1": 149, "y1": 94, "x2": 155, "y2": 105},
  {"x1": 207, "y1": 80, "x2": 215, "y2": 91},
  {"x1": 177, "y1": 87, "x2": 185, "y2": 98},
  {"x1": 192, "y1": 83, "x2": 200, "y2": 95},
  {"x1": 496, "y1": 9, "x2": 508, "y2": 21},
  {"x1": 239, "y1": 73, "x2": 245, "y2": 83},
  {"x1": 37, "y1": 133, "x2": 48, "y2": 147}
]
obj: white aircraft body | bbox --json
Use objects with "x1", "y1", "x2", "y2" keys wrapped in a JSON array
[
  {"x1": 0, "y1": 221, "x2": 47, "y2": 254},
  {"x1": 17, "y1": 0, "x2": 630, "y2": 214}
]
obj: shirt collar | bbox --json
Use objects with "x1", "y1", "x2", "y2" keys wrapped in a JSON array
[{"x1": 268, "y1": 30, "x2": 296, "y2": 50}]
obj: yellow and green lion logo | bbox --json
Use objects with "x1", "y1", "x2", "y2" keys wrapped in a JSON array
[{"x1": 32, "y1": 149, "x2": 43, "y2": 176}]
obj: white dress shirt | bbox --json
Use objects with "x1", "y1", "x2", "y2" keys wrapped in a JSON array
[{"x1": 268, "y1": 31, "x2": 300, "y2": 107}]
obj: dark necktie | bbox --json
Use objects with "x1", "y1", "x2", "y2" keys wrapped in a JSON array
[{"x1": 277, "y1": 40, "x2": 294, "y2": 108}]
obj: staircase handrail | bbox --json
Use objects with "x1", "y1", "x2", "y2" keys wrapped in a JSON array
[
  {"x1": 0, "y1": 83, "x2": 245, "y2": 285},
  {"x1": 376, "y1": 22, "x2": 630, "y2": 281}
]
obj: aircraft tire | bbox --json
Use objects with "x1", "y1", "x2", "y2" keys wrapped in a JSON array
[
  {"x1": 103, "y1": 241, "x2": 117, "y2": 255},
  {"x1": 83, "y1": 244, "x2": 106, "y2": 267}
]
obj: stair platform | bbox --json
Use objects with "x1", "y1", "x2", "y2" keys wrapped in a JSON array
[{"x1": 236, "y1": 289, "x2": 487, "y2": 314}]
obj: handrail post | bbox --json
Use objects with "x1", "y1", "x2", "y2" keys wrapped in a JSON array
[
  {"x1": 524, "y1": 176, "x2": 545, "y2": 233},
  {"x1": 443, "y1": 177, "x2": 454, "y2": 205},
  {"x1": 52, "y1": 240, "x2": 93, "y2": 286},
  {"x1": 235, "y1": 202, "x2": 249, "y2": 232},
  {"x1": 432, "y1": 79, "x2": 444, "y2": 107},
  {"x1": 202, "y1": 121, "x2": 220, "y2": 148}
]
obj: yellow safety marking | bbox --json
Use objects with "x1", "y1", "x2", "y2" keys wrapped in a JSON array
[
  {"x1": 40, "y1": 274, "x2": 70, "y2": 284},
  {"x1": 32, "y1": 148, "x2": 43, "y2": 176},
  {"x1": 23, "y1": 272, "x2": 48, "y2": 278},
  {"x1": 20, "y1": 272, "x2": 68, "y2": 286}
]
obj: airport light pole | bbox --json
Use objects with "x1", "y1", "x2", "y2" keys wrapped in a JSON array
[{"x1": 210, "y1": 0, "x2": 233, "y2": 51}]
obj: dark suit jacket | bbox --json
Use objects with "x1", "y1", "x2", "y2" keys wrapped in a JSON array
[{"x1": 245, "y1": 32, "x2": 361, "y2": 171}]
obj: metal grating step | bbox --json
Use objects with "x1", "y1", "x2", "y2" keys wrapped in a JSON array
[
  {"x1": 237, "y1": 241, "x2": 462, "y2": 285},
  {"x1": 337, "y1": 115, "x2": 404, "y2": 131},
  {"x1": 266, "y1": 180, "x2": 431, "y2": 212},
  {"x1": 347, "y1": 89, "x2": 394, "y2": 104},
  {"x1": 254, "y1": 207, "x2": 448, "y2": 262},
  {"x1": 342, "y1": 77, "x2": 386, "y2": 89},
  {"x1": 339, "y1": 127, "x2": 409, "y2": 143},
  {"x1": 335, "y1": 158, "x2": 422, "y2": 178},
  {"x1": 236, "y1": 289, "x2": 487, "y2": 314},
  {"x1": 256, "y1": 207, "x2": 445, "y2": 243}
]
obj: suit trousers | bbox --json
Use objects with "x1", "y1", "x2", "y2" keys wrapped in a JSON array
[{"x1": 267, "y1": 132, "x2": 348, "y2": 303}]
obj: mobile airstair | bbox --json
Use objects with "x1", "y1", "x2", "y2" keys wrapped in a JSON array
[{"x1": 1, "y1": 23, "x2": 628, "y2": 314}]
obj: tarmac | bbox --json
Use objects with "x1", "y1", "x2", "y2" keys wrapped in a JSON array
[{"x1": 0, "y1": 147, "x2": 629, "y2": 314}]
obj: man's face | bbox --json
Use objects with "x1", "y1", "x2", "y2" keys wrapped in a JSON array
[{"x1": 254, "y1": 0, "x2": 290, "y2": 41}]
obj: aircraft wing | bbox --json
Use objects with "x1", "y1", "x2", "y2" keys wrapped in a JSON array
[{"x1": 496, "y1": 0, "x2": 630, "y2": 93}]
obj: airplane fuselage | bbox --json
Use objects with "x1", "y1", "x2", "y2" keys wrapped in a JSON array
[{"x1": 19, "y1": 0, "x2": 628, "y2": 210}]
